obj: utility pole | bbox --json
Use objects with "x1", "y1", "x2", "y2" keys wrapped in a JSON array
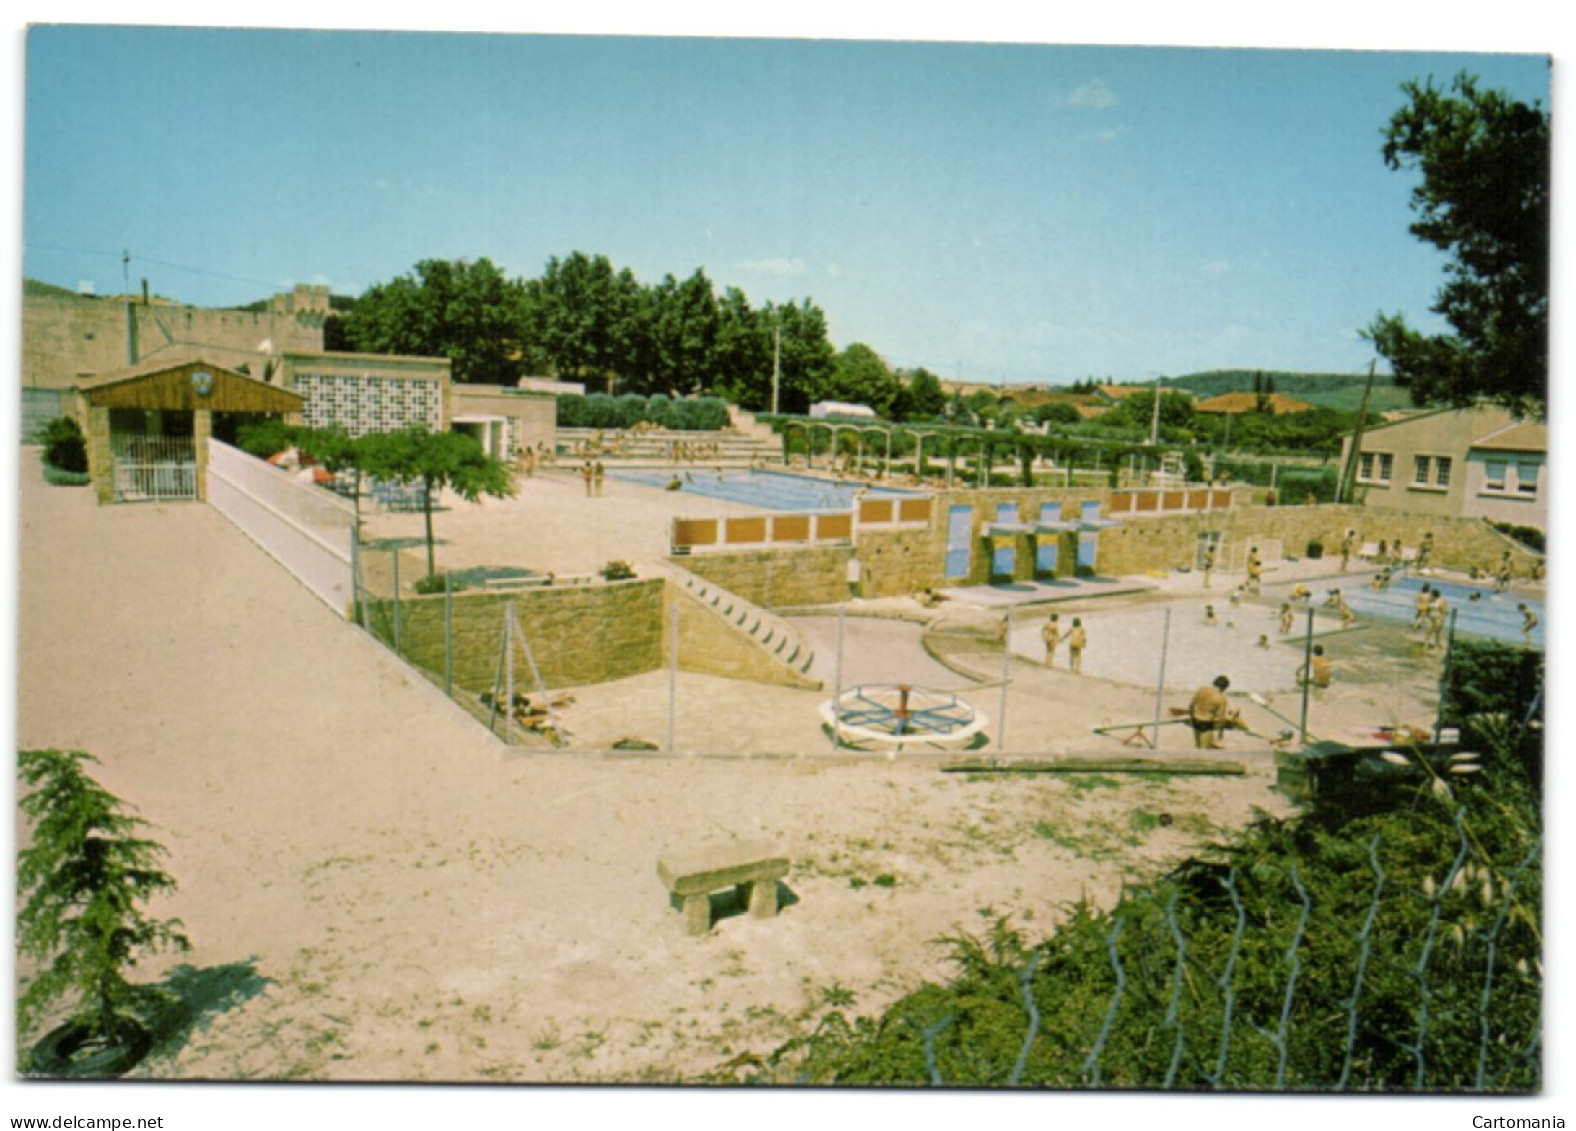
[
  {"x1": 771, "y1": 318, "x2": 781, "y2": 415},
  {"x1": 1148, "y1": 373, "x2": 1162, "y2": 448},
  {"x1": 1337, "y1": 360, "x2": 1378, "y2": 503},
  {"x1": 122, "y1": 250, "x2": 137, "y2": 365}
]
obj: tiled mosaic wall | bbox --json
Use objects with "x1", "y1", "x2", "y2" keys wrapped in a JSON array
[{"x1": 295, "y1": 372, "x2": 443, "y2": 436}]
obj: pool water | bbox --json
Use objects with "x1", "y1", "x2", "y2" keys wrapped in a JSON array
[
  {"x1": 610, "y1": 468, "x2": 923, "y2": 512},
  {"x1": 1333, "y1": 575, "x2": 1543, "y2": 648}
]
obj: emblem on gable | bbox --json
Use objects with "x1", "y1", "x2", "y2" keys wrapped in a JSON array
[{"x1": 192, "y1": 370, "x2": 215, "y2": 397}]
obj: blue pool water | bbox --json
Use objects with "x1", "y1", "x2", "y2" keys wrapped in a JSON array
[
  {"x1": 1333, "y1": 575, "x2": 1543, "y2": 648},
  {"x1": 611, "y1": 468, "x2": 924, "y2": 512}
]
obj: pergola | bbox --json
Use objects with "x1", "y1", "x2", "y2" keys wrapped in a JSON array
[{"x1": 775, "y1": 417, "x2": 1049, "y2": 487}]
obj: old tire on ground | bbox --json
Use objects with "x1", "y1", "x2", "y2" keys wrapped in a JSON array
[{"x1": 27, "y1": 1018, "x2": 152, "y2": 1078}]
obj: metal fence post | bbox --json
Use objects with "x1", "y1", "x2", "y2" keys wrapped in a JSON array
[
  {"x1": 830, "y1": 606, "x2": 846, "y2": 751},
  {"x1": 350, "y1": 527, "x2": 365, "y2": 629},
  {"x1": 392, "y1": 546, "x2": 402, "y2": 655},
  {"x1": 1299, "y1": 607, "x2": 1316, "y2": 744},
  {"x1": 1434, "y1": 608, "x2": 1459, "y2": 744},
  {"x1": 444, "y1": 569, "x2": 454, "y2": 699},
  {"x1": 997, "y1": 607, "x2": 1012, "y2": 752},
  {"x1": 668, "y1": 600, "x2": 679, "y2": 755},
  {"x1": 1152, "y1": 608, "x2": 1172, "y2": 748},
  {"x1": 504, "y1": 604, "x2": 515, "y2": 745}
]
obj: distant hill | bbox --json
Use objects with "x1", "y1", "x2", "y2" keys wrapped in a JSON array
[
  {"x1": 1167, "y1": 370, "x2": 1416, "y2": 414},
  {"x1": 23, "y1": 278, "x2": 84, "y2": 300}
]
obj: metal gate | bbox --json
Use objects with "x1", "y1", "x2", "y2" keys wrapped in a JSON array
[{"x1": 112, "y1": 435, "x2": 197, "y2": 502}]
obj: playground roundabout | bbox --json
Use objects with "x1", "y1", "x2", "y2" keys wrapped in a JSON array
[{"x1": 818, "y1": 683, "x2": 988, "y2": 754}]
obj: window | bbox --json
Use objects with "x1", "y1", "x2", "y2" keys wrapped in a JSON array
[
  {"x1": 1409, "y1": 454, "x2": 1451, "y2": 491},
  {"x1": 1358, "y1": 451, "x2": 1393, "y2": 485},
  {"x1": 1485, "y1": 459, "x2": 1508, "y2": 491},
  {"x1": 1516, "y1": 461, "x2": 1540, "y2": 495}
]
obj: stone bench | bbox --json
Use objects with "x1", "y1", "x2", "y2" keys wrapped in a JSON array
[{"x1": 657, "y1": 841, "x2": 790, "y2": 936}]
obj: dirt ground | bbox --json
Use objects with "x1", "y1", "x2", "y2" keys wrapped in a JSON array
[{"x1": 13, "y1": 456, "x2": 1447, "y2": 1086}]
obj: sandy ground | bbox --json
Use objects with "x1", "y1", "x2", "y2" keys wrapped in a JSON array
[{"x1": 13, "y1": 455, "x2": 1444, "y2": 1083}]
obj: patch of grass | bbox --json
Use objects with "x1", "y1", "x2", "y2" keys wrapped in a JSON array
[
  {"x1": 1062, "y1": 774, "x2": 1123, "y2": 795},
  {"x1": 1032, "y1": 819, "x2": 1120, "y2": 861},
  {"x1": 820, "y1": 982, "x2": 857, "y2": 1009}
]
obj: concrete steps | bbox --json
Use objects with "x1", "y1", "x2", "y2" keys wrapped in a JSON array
[{"x1": 654, "y1": 561, "x2": 821, "y2": 688}]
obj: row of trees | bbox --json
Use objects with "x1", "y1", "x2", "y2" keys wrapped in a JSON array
[
  {"x1": 330, "y1": 253, "x2": 837, "y2": 412},
  {"x1": 331, "y1": 251, "x2": 959, "y2": 421}
]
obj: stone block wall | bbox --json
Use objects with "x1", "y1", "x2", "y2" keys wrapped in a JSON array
[
  {"x1": 665, "y1": 492, "x2": 1542, "y2": 610},
  {"x1": 857, "y1": 525, "x2": 948, "y2": 598},
  {"x1": 666, "y1": 582, "x2": 821, "y2": 689},
  {"x1": 23, "y1": 289, "x2": 323, "y2": 390},
  {"x1": 675, "y1": 545, "x2": 850, "y2": 608},
  {"x1": 372, "y1": 578, "x2": 665, "y2": 692}
]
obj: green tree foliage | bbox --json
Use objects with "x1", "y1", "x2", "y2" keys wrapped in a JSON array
[
  {"x1": 357, "y1": 425, "x2": 516, "y2": 578},
  {"x1": 16, "y1": 749, "x2": 191, "y2": 1048},
  {"x1": 523, "y1": 252, "x2": 644, "y2": 391},
  {"x1": 644, "y1": 269, "x2": 722, "y2": 396},
  {"x1": 343, "y1": 257, "x2": 531, "y2": 386},
  {"x1": 824, "y1": 343, "x2": 902, "y2": 417},
  {"x1": 234, "y1": 418, "x2": 300, "y2": 460},
  {"x1": 1105, "y1": 390, "x2": 1195, "y2": 431},
  {"x1": 38, "y1": 416, "x2": 88, "y2": 473},
  {"x1": 1204, "y1": 407, "x2": 1362, "y2": 458},
  {"x1": 1366, "y1": 74, "x2": 1549, "y2": 414},
  {"x1": 343, "y1": 252, "x2": 841, "y2": 413},
  {"x1": 710, "y1": 288, "x2": 772, "y2": 405},
  {"x1": 1033, "y1": 402, "x2": 1083, "y2": 427},
  {"x1": 903, "y1": 368, "x2": 947, "y2": 419}
]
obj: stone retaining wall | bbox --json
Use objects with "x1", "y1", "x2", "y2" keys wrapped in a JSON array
[
  {"x1": 370, "y1": 578, "x2": 665, "y2": 692},
  {"x1": 674, "y1": 545, "x2": 850, "y2": 607}
]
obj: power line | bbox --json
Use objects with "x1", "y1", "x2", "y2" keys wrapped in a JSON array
[{"x1": 26, "y1": 241, "x2": 292, "y2": 293}]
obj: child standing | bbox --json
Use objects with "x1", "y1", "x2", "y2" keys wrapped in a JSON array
[{"x1": 1067, "y1": 618, "x2": 1087, "y2": 674}]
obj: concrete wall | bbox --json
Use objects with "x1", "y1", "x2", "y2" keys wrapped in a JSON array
[
  {"x1": 449, "y1": 385, "x2": 558, "y2": 458},
  {"x1": 22, "y1": 288, "x2": 324, "y2": 390},
  {"x1": 1462, "y1": 450, "x2": 1547, "y2": 531},
  {"x1": 374, "y1": 578, "x2": 665, "y2": 692}
]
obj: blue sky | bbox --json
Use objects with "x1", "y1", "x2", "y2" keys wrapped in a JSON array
[{"x1": 20, "y1": 25, "x2": 1552, "y2": 386}]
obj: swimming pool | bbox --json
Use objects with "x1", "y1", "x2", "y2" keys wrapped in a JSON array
[
  {"x1": 611, "y1": 469, "x2": 924, "y2": 512},
  {"x1": 1333, "y1": 575, "x2": 1543, "y2": 648}
]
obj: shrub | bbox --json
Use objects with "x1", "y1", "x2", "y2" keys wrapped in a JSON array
[
  {"x1": 556, "y1": 391, "x2": 729, "y2": 432},
  {"x1": 16, "y1": 749, "x2": 191, "y2": 1074},
  {"x1": 412, "y1": 572, "x2": 468, "y2": 596},
  {"x1": 42, "y1": 466, "x2": 91, "y2": 487},
  {"x1": 600, "y1": 560, "x2": 636, "y2": 581},
  {"x1": 38, "y1": 416, "x2": 88, "y2": 474},
  {"x1": 1491, "y1": 523, "x2": 1545, "y2": 554}
]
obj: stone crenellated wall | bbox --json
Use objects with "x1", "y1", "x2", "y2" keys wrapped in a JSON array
[{"x1": 23, "y1": 287, "x2": 325, "y2": 390}]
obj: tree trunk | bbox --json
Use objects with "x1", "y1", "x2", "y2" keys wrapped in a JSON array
[{"x1": 422, "y1": 479, "x2": 436, "y2": 578}]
